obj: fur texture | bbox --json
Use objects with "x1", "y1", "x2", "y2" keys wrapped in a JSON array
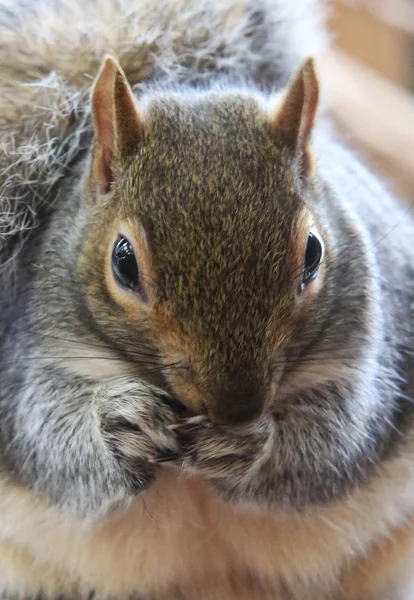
[
  {"x1": 0, "y1": 0, "x2": 327, "y2": 268},
  {"x1": 1, "y1": 1, "x2": 414, "y2": 600}
]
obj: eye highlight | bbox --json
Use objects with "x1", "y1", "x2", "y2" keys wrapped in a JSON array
[
  {"x1": 112, "y1": 235, "x2": 144, "y2": 297},
  {"x1": 301, "y1": 229, "x2": 324, "y2": 290}
]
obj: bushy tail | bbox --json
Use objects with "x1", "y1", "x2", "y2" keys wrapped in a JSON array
[
  {"x1": 0, "y1": 0, "x2": 328, "y2": 264},
  {"x1": 0, "y1": 0, "x2": 327, "y2": 93}
]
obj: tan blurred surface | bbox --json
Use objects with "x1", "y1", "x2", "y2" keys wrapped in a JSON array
[
  {"x1": 329, "y1": 0, "x2": 413, "y2": 89},
  {"x1": 325, "y1": 0, "x2": 414, "y2": 203}
]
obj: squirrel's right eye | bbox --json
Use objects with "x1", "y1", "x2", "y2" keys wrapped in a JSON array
[
  {"x1": 112, "y1": 236, "x2": 142, "y2": 295},
  {"x1": 301, "y1": 229, "x2": 324, "y2": 290}
]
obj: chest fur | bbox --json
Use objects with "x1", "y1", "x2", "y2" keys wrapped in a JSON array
[{"x1": 1, "y1": 454, "x2": 414, "y2": 600}]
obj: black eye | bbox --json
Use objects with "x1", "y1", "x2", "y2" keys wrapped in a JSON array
[
  {"x1": 112, "y1": 236, "x2": 142, "y2": 295},
  {"x1": 301, "y1": 230, "x2": 324, "y2": 289}
]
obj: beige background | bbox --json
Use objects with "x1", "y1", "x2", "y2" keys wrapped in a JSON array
[{"x1": 322, "y1": 0, "x2": 414, "y2": 202}]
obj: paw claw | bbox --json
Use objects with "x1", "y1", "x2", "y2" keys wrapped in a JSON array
[{"x1": 186, "y1": 415, "x2": 208, "y2": 425}]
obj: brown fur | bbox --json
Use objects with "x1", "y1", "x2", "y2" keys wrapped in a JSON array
[
  {"x1": 0, "y1": 0, "x2": 327, "y2": 268},
  {"x1": 85, "y1": 67, "x2": 317, "y2": 424},
  {"x1": 2, "y1": 2, "x2": 414, "y2": 599}
]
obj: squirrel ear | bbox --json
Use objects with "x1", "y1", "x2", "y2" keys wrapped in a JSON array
[
  {"x1": 91, "y1": 55, "x2": 143, "y2": 192},
  {"x1": 270, "y1": 58, "x2": 319, "y2": 177}
]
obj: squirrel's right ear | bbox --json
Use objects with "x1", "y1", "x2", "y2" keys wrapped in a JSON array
[
  {"x1": 269, "y1": 58, "x2": 319, "y2": 178},
  {"x1": 91, "y1": 55, "x2": 143, "y2": 193}
]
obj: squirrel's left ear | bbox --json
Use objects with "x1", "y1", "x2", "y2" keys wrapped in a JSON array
[
  {"x1": 91, "y1": 55, "x2": 143, "y2": 193},
  {"x1": 270, "y1": 57, "x2": 319, "y2": 178}
]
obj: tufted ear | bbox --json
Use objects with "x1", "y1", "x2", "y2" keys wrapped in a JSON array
[
  {"x1": 270, "y1": 58, "x2": 319, "y2": 178},
  {"x1": 91, "y1": 55, "x2": 143, "y2": 193}
]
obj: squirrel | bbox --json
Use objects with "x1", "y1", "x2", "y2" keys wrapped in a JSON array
[{"x1": 1, "y1": 0, "x2": 414, "y2": 598}]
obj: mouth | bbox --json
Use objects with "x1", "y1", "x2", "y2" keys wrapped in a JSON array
[{"x1": 203, "y1": 397, "x2": 266, "y2": 426}]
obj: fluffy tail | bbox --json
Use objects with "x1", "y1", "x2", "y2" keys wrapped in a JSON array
[
  {"x1": 0, "y1": 0, "x2": 327, "y2": 91},
  {"x1": 0, "y1": 0, "x2": 328, "y2": 263}
]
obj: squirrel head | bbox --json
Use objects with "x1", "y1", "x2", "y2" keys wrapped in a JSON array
[{"x1": 79, "y1": 55, "x2": 325, "y2": 425}]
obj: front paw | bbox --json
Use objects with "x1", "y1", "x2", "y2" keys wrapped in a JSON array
[
  {"x1": 95, "y1": 380, "x2": 182, "y2": 492},
  {"x1": 175, "y1": 415, "x2": 275, "y2": 490}
]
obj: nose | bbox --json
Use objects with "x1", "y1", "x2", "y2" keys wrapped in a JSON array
[{"x1": 206, "y1": 390, "x2": 266, "y2": 425}]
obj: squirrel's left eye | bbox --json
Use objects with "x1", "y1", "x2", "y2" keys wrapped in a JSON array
[
  {"x1": 301, "y1": 229, "x2": 324, "y2": 290},
  {"x1": 112, "y1": 236, "x2": 143, "y2": 296}
]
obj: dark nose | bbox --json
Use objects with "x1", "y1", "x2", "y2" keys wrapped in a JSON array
[{"x1": 206, "y1": 390, "x2": 266, "y2": 425}]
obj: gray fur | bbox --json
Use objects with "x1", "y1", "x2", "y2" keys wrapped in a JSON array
[{"x1": 0, "y1": 0, "x2": 414, "y2": 599}]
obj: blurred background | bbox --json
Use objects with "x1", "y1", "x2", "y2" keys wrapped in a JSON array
[{"x1": 322, "y1": 0, "x2": 414, "y2": 203}]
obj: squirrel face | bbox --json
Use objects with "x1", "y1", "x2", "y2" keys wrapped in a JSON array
[{"x1": 78, "y1": 57, "x2": 326, "y2": 425}]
